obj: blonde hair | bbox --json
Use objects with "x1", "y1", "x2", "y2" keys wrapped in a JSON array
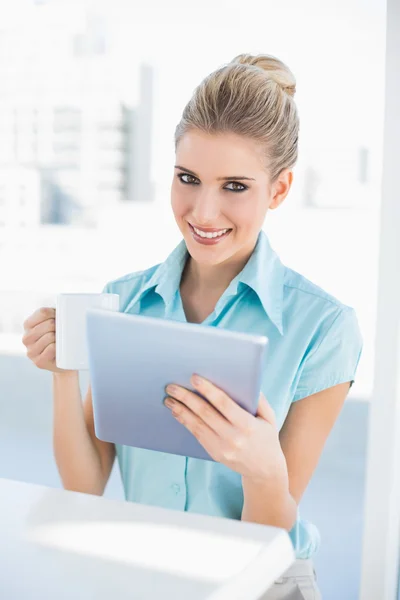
[{"x1": 175, "y1": 53, "x2": 299, "y2": 182}]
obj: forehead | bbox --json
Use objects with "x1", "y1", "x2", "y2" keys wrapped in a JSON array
[{"x1": 176, "y1": 130, "x2": 266, "y2": 176}]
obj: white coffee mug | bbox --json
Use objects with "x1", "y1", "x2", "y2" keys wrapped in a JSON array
[{"x1": 56, "y1": 293, "x2": 119, "y2": 371}]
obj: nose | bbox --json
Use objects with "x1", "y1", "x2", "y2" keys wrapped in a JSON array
[{"x1": 191, "y1": 188, "x2": 220, "y2": 225}]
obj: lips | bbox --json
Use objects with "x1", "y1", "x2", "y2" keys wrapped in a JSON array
[
  {"x1": 190, "y1": 224, "x2": 229, "y2": 232},
  {"x1": 188, "y1": 222, "x2": 232, "y2": 246}
]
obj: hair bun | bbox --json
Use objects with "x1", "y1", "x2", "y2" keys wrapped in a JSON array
[{"x1": 230, "y1": 53, "x2": 296, "y2": 97}]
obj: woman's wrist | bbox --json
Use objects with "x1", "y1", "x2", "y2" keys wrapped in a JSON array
[
  {"x1": 52, "y1": 369, "x2": 79, "y2": 382},
  {"x1": 242, "y1": 469, "x2": 289, "y2": 498},
  {"x1": 241, "y1": 471, "x2": 296, "y2": 530}
]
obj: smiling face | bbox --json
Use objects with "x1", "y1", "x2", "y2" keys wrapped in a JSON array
[{"x1": 171, "y1": 129, "x2": 292, "y2": 268}]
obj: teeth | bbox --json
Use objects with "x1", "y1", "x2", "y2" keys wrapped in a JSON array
[{"x1": 193, "y1": 226, "x2": 229, "y2": 239}]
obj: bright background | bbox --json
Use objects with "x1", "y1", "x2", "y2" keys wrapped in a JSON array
[{"x1": 0, "y1": 1, "x2": 386, "y2": 598}]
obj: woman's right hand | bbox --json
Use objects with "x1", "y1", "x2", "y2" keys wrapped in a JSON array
[{"x1": 22, "y1": 307, "x2": 72, "y2": 373}]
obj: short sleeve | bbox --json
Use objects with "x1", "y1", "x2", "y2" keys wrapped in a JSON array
[{"x1": 292, "y1": 307, "x2": 363, "y2": 402}]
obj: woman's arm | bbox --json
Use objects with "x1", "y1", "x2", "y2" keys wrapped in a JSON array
[
  {"x1": 163, "y1": 375, "x2": 352, "y2": 530},
  {"x1": 53, "y1": 372, "x2": 116, "y2": 495},
  {"x1": 241, "y1": 381, "x2": 351, "y2": 528}
]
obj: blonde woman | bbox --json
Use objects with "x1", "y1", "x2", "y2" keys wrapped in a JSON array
[{"x1": 23, "y1": 54, "x2": 363, "y2": 599}]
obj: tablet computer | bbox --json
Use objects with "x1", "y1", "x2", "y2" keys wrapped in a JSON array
[{"x1": 86, "y1": 308, "x2": 268, "y2": 461}]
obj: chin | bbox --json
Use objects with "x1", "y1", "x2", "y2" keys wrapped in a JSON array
[{"x1": 184, "y1": 236, "x2": 235, "y2": 266}]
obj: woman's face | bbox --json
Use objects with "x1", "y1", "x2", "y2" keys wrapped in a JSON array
[{"x1": 171, "y1": 129, "x2": 292, "y2": 267}]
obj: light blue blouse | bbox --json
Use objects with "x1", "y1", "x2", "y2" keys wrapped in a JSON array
[{"x1": 103, "y1": 230, "x2": 363, "y2": 558}]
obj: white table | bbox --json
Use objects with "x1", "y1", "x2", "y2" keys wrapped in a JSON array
[{"x1": 0, "y1": 478, "x2": 294, "y2": 600}]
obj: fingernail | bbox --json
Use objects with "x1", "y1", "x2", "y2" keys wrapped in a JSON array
[{"x1": 192, "y1": 374, "x2": 202, "y2": 386}]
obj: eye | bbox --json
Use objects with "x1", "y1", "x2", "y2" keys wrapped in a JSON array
[
  {"x1": 224, "y1": 182, "x2": 248, "y2": 193},
  {"x1": 177, "y1": 173, "x2": 199, "y2": 185}
]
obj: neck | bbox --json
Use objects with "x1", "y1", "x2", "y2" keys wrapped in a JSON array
[{"x1": 182, "y1": 245, "x2": 255, "y2": 295}]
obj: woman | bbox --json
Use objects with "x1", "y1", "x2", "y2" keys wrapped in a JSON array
[{"x1": 22, "y1": 54, "x2": 363, "y2": 599}]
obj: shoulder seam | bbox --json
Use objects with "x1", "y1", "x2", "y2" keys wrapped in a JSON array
[
  {"x1": 283, "y1": 281, "x2": 347, "y2": 309},
  {"x1": 306, "y1": 306, "x2": 351, "y2": 362}
]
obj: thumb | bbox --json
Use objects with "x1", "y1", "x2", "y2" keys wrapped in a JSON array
[{"x1": 256, "y1": 392, "x2": 277, "y2": 427}]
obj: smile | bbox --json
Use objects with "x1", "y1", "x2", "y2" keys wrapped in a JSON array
[{"x1": 188, "y1": 223, "x2": 232, "y2": 245}]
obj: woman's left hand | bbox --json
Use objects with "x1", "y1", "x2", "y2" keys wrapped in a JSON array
[{"x1": 164, "y1": 374, "x2": 289, "y2": 485}]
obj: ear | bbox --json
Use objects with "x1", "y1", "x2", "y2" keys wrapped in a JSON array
[{"x1": 269, "y1": 169, "x2": 293, "y2": 210}]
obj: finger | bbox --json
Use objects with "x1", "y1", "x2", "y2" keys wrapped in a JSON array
[
  {"x1": 165, "y1": 397, "x2": 219, "y2": 449},
  {"x1": 23, "y1": 307, "x2": 55, "y2": 331},
  {"x1": 190, "y1": 375, "x2": 253, "y2": 429},
  {"x1": 256, "y1": 393, "x2": 277, "y2": 427},
  {"x1": 22, "y1": 318, "x2": 55, "y2": 347},
  {"x1": 33, "y1": 342, "x2": 56, "y2": 369},
  {"x1": 165, "y1": 385, "x2": 233, "y2": 436},
  {"x1": 26, "y1": 332, "x2": 56, "y2": 361}
]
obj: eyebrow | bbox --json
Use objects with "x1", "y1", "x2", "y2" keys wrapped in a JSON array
[{"x1": 174, "y1": 165, "x2": 255, "y2": 181}]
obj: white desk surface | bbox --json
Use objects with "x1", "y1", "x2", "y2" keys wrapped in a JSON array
[{"x1": 0, "y1": 477, "x2": 294, "y2": 600}]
